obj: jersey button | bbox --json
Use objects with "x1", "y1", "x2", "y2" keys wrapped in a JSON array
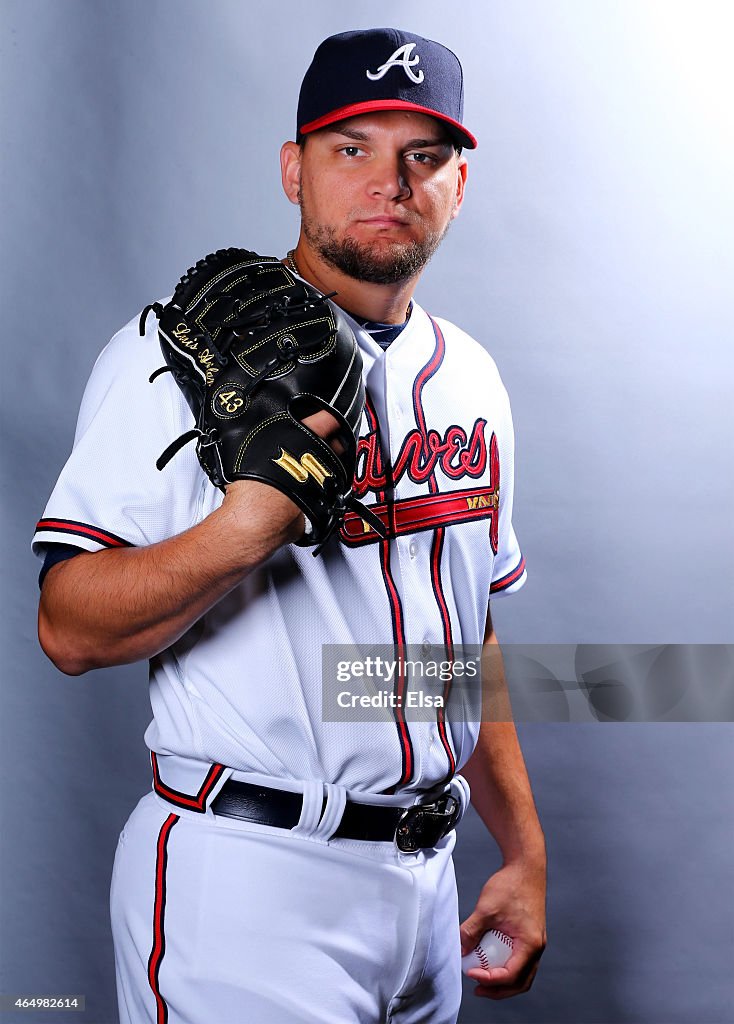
[{"x1": 409, "y1": 541, "x2": 417, "y2": 558}]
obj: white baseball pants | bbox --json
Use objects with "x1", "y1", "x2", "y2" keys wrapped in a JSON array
[{"x1": 110, "y1": 790, "x2": 464, "y2": 1023}]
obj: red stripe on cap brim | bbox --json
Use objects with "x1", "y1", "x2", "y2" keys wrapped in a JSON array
[{"x1": 300, "y1": 100, "x2": 477, "y2": 149}]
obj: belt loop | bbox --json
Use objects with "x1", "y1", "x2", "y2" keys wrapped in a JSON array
[
  {"x1": 312, "y1": 783, "x2": 347, "y2": 841},
  {"x1": 290, "y1": 780, "x2": 324, "y2": 837},
  {"x1": 449, "y1": 774, "x2": 471, "y2": 827}
]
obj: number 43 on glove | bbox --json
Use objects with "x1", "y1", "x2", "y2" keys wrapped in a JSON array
[{"x1": 140, "y1": 247, "x2": 386, "y2": 555}]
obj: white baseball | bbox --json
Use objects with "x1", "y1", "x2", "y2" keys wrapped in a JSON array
[{"x1": 461, "y1": 929, "x2": 513, "y2": 974}]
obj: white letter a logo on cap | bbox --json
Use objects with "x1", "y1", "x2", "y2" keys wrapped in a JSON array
[{"x1": 366, "y1": 43, "x2": 424, "y2": 84}]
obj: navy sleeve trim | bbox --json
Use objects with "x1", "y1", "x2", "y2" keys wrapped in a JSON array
[
  {"x1": 490, "y1": 555, "x2": 526, "y2": 593},
  {"x1": 38, "y1": 544, "x2": 86, "y2": 589}
]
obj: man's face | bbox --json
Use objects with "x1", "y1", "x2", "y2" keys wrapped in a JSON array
[{"x1": 284, "y1": 110, "x2": 467, "y2": 285}]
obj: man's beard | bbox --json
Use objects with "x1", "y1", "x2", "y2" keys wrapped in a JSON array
[{"x1": 299, "y1": 196, "x2": 452, "y2": 285}]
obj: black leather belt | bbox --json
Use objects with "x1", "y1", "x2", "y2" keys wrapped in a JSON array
[{"x1": 209, "y1": 779, "x2": 461, "y2": 852}]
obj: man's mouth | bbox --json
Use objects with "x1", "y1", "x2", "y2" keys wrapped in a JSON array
[{"x1": 357, "y1": 216, "x2": 410, "y2": 228}]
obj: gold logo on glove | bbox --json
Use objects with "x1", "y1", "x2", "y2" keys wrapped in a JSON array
[{"x1": 273, "y1": 449, "x2": 332, "y2": 487}]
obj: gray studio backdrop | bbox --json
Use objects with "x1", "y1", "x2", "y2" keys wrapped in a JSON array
[{"x1": 2, "y1": 2, "x2": 733, "y2": 1023}]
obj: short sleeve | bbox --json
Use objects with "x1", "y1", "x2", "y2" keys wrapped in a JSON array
[
  {"x1": 489, "y1": 381, "x2": 527, "y2": 598},
  {"x1": 32, "y1": 308, "x2": 212, "y2": 557}
]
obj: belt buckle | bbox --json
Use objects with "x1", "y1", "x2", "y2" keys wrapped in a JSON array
[{"x1": 395, "y1": 793, "x2": 460, "y2": 853}]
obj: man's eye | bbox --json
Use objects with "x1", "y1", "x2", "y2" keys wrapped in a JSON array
[
  {"x1": 340, "y1": 146, "x2": 363, "y2": 157},
  {"x1": 406, "y1": 152, "x2": 436, "y2": 165}
]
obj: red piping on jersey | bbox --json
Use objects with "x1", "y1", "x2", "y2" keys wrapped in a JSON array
[
  {"x1": 379, "y1": 543, "x2": 413, "y2": 789},
  {"x1": 487, "y1": 432, "x2": 500, "y2": 554},
  {"x1": 147, "y1": 812, "x2": 178, "y2": 1024},
  {"x1": 340, "y1": 482, "x2": 499, "y2": 544},
  {"x1": 415, "y1": 317, "x2": 456, "y2": 783},
  {"x1": 34, "y1": 518, "x2": 131, "y2": 548},
  {"x1": 490, "y1": 555, "x2": 526, "y2": 593},
  {"x1": 364, "y1": 395, "x2": 414, "y2": 792},
  {"x1": 151, "y1": 752, "x2": 226, "y2": 812}
]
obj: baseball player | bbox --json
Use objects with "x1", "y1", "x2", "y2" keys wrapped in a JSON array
[{"x1": 35, "y1": 27, "x2": 546, "y2": 1024}]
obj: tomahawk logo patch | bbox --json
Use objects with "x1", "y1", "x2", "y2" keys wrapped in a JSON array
[{"x1": 366, "y1": 43, "x2": 424, "y2": 84}]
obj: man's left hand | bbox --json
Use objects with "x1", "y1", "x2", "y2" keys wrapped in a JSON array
[{"x1": 459, "y1": 856, "x2": 547, "y2": 999}]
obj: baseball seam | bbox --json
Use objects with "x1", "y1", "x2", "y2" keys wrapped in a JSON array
[{"x1": 475, "y1": 945, "x2": 491, "y2": 971}]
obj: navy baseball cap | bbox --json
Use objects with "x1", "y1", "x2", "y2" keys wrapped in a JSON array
[{"x1": 297, "y1": 28, "x2": 477, "y2": 150}]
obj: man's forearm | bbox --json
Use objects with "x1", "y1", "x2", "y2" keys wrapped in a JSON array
[
  {"x1": 460, "y1": 627, "x2": 545, "y2": 864},
  {"x1": 38, "y1": 481, "x2": 304, "y2": 675},
  {"x1": 460, "y1": 720, "x2": 546, "y2": 864}
]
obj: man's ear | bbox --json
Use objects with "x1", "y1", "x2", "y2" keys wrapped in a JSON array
[
  {"x1": 280, "y1": 142, "x2": 302, "y2": 206},
  {"x1": 451, "y1": 157, "x2": 468, "y2": 220}
]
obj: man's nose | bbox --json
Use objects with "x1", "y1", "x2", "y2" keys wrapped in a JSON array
[{"x1": 366, "y1": 157, "x2": 411, "y2": 202}]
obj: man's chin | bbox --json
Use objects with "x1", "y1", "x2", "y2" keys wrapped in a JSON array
[
  {"x1": 345, "y1": 230, "x2": 413, "y2": 253},
  {"x1": 323, "y1": 239, "x2": 432, "y2": 285}
]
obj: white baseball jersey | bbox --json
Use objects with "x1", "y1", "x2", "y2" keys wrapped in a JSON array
[{"x1": 34, "y1": 298, "x2": 526, "y2": 796}]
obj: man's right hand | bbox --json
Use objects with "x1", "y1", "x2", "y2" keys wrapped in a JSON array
[{"x1": 223, "y1": 408, "x2": 345, "y2": 545}]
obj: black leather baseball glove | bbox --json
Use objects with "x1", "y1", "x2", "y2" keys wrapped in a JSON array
[{"x1": 140, "y1": 247, "x2": 384, "y2": 553}]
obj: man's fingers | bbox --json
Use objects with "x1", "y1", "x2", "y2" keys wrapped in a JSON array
[
  {"x1": 466, "y1": 966, "x2": 511, "y2": 985},
  {"x1": 466, "y1": 953, "x2": 540, "y2": 1000},
  {"x1": 300, "y1": 410, "x2": 345, "y2": 454},
  {"x1": 459, "y1": 922, "x2": 483, "y2": 957},
  {"x1": 300, "y1": 410, "x2": 339, "y2": 437}
]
